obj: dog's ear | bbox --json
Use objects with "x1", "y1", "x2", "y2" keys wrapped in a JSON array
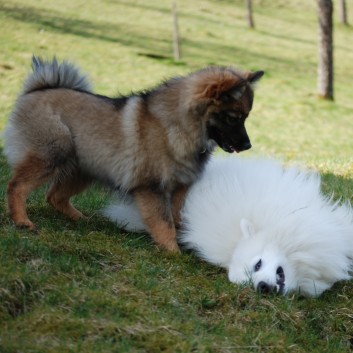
[
  {"x1": 200, "y1": 75, "x2": 238, "y2": 100},
  {"x1": 240, "y1": 218, "x2": 255, "y2": 239},
  {"x1": 247, "y1": 70, "x2": 264, "y2": 86}
]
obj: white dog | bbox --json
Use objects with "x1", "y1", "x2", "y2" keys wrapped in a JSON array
[{"x1": 103, "y1": 157, "x2": 353, "y2": 297}]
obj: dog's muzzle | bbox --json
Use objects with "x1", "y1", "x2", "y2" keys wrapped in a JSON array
[
  {"x1": 257, "y1": 266, "x2": 286, "y2": 295},
  {"x1": 236, "y1": 141, "x2": 252, "y2": 153},
  {"x1": 257, "y1": 281, "x2": 276, "y2": 294}
]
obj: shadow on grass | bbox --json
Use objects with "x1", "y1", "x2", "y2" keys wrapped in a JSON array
[
  {"x1": 0, "y1": 2, "x2": 318, "y2": 70},
  {"x1": 181, "y1": 37, "x2": 315, "y2": 71},
  {"x1": 0, "y1": 3, "x2": 170, "y2": 55},
  {"x1": 1, "y1": 145, "x2": 352, "y2": 239},
  {"x1": 112, "y1": 0, "x2": 234, "y2": 26}
]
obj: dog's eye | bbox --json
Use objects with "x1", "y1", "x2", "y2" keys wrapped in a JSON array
[{"x1": 254, "y1": 259, "x2": 262, "y2": 272}]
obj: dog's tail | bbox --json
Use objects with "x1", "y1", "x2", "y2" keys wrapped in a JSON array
[
  {"x1": 102, "y1": 201, "x2": 147, "y2": 233},
  {"x1": 22, "y1": 56, "x2": 92, "y2": 94}
]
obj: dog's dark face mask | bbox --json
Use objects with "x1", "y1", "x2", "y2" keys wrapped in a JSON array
[
  {"x1": 206, "y1": 70, "x2": 264, "y2": 154},
  {"x1": 207, "y1": 109, "x2": 251, "y2": 153}
]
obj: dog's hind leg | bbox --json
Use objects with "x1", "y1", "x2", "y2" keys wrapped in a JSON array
[
  {"x1": 46, "y1": 171, "x2": 91, "y2": 221},
  {"x1": 133, "y1": 188, "x2": 180, "y2": 253},
  {"x1": 7, "y1": 153, "x2": 55, "y2": 229}
]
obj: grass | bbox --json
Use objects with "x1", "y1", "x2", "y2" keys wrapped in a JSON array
[{"x1": 0, "y1": 0, "x2": 353, "y2": 352}]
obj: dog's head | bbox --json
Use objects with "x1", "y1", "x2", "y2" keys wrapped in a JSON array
[
  {"x1": 189, "y1": 67, "x2": 264, "y2": 153},
  {"x1": 228, "y1": 219, "x2": 297, "y2": 296},
  {"x1": 227, "y1": 218, "x2": 350, "y2": 297}
]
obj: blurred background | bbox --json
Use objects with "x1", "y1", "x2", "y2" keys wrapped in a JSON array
[{"x1": 0, "y1": 0, "x2": 352, "y2": 169}]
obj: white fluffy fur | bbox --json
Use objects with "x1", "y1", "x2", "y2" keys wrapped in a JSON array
[
  {"x1": 103, "y1": 200, "x2": 146, "y2": 233},
  {"x1": 102, "y1": 157, "x2": 353, "y2": 297}
]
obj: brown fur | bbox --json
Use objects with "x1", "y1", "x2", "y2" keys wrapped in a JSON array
[
  {"x1": 4, "y1": 57, "x2": 263, "y2": 252},
  {"x1": 46, "y1": 172, "x2": 91, "y2": 220},
  {"x1": 133, "y1": 187, "x2": 179, "y2": 252}
]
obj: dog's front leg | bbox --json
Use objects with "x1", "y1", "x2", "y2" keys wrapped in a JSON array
[
  {"x1": 171, "y1": 184, "x2": 189, "y2": 228},
  {"x1": 133, "y1": 188, "x2": 180, "y2": 253}
]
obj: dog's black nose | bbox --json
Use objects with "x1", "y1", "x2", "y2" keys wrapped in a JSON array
[
  {"x1": 257, "y1": 281, "x2": 275, "y2": 294},
  {"x1": 239, "y1": 141, "x2": 252, "y2": 152}
]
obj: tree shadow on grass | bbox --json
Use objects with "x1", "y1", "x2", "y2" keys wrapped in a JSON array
[
  {"x1": 182, "y1": 37, "x2": 316, "y2": 71},
  {"x1": 0, "y1": 2, "x2": 320, "y2": 70},
  {"x1": 1, "y1": 144, "x2": 352, "y2": 234},
  {"x1": 111, "y1": 0, "x2": 234, "y2": 27},
  {"x1": 0, "y1": 3, "x2": 171, "y2": 55}
]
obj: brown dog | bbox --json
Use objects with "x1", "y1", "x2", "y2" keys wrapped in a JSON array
[{"x1": 4, "y1": 56, "x2": 263, "y2": 252}]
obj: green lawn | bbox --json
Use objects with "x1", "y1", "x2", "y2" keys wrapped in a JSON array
[{"x1": 0, "y1": 0, "x2": 353, "y2": 352}]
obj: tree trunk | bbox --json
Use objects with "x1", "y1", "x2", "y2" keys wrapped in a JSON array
[
  {"x1": 317, "y1": 0, "x2": 334, "y2": 100},
  {"x1": 339, "y1": 0, "x2": 348, "y2": 25},
  {"x1": 246, "y1": 0, "x2": 255, "y2": 28}
]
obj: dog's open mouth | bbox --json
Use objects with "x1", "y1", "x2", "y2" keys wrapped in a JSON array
[
  {"x1": 221, "y1": 141, "x2": 238, "y2": 153},
  {"x1": 208, "y1": 125, "x2": 251, "y2": 154},
  {"x1": 220, "y1": 138, "x2": 251, "y2": 154},
  {"x1": 276, "y1": 266, "x2": 285, "y2": 294}
]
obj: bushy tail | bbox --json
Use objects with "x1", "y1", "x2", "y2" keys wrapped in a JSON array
[
  {"x1": 22, "y1": 56, "x2": 92, "y2": 94},
  {"x1": 102, "y1": 202, "x2": 147, "y2": 233}
]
